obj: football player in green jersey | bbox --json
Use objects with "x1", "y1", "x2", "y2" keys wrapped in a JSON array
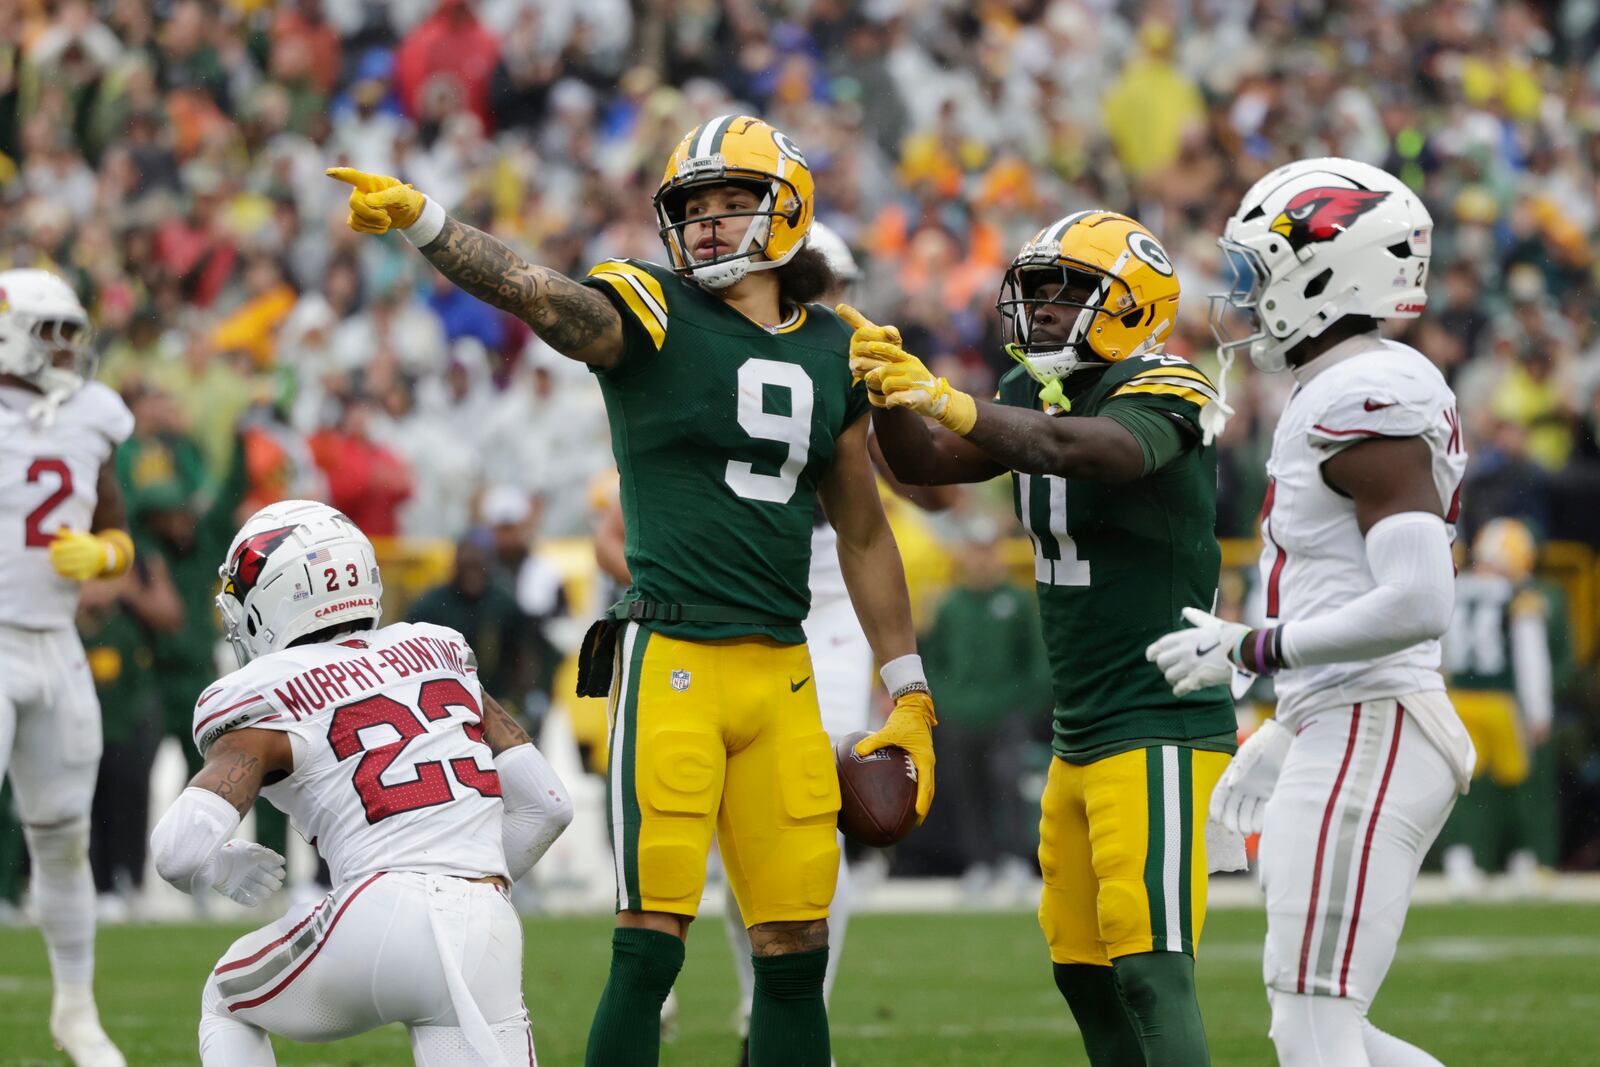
[
  {"x1": 847, "y1": 211, "x2": 1234, "y2": 1066},
  {"x1": 328, "y1": 116, "x2": 934, "y2": 1067}
]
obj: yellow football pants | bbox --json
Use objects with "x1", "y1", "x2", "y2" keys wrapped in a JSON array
[
  {"x1": 605, "y1": 623, "x2": 840, "y2": 925},
  {"x1": 1451, "y1": 689, "x2": 1530, "y2": 786},
  {"x1": 1038, "y1": 746, "x2": 1230, "y2": 965}
]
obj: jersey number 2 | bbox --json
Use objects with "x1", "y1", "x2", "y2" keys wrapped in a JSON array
[
  {"x1": 24, "y1": 458, "x2": 73, "y2": 548},
  {"x1": 327, "y1": 677, "x2": 501, "y2": 824},
  {"x1": 726, "y1": 359, "x2": 814, "y2": 504}
]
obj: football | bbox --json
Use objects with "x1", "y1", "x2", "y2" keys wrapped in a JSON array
[{"x1": 835, "y1": 730, "x2": 919, "y2": 847}]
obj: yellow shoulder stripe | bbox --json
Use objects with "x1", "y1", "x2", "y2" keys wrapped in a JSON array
[
  {"x1": 587, "y1": 261, "x2": 668, "y2": 351},
  {"x1": 1133, "y1": 364, "x2": 1215, "y2": 389},
  {"x1": 1110, "y1": 381, "x2": 1211, "y2": 407}
]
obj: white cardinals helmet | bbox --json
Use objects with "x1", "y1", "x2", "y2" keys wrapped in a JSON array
[
  {"x1": 217, "y1": 500, "x2": 383, "y2": 666},
  {"x1": 0, "y1": 268, "x2": 95, "y2": 403},
  {"x1": 1211, "y1": 158, "x2": 1433, "y2": 372}
]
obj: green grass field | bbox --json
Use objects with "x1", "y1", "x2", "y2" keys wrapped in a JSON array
[{"x1": 2, "y1": 903, "x2": 1596, "y2": 1065}]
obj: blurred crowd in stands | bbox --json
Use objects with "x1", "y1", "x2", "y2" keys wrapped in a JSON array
[{"x1": 3, "y1": 0, "x2": 1600, "y2": 892}]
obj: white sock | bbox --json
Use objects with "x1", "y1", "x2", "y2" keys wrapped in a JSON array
[
  {"x1": 1269, "y1": 990, "x2": 1370, "y2": 1067},
  {"x1": 200, "y1": 979, "x2": 276, "y2": 1065},
  {"x1": 1363, "y1": 1019, "x2": 1446, "y2": 1066},
  {"x1": 25, "y1": 817, "x2": 96, "y2": 988}
]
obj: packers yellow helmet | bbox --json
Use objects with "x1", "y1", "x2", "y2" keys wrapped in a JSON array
[
  {"x1": 653, "y1": 114, "x2": 815, "y2": 290},
  {"x1": 996, "y1": 211, "x2": 1180, "y2": 385},
  {"x1": 1473, "y1": 518, "x2": 1538, "y2": 583}
]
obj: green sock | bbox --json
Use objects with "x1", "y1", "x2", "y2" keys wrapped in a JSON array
[
  {"x1": 748, "y1": 948, "x2": 830, "y2": 1066},
  {"x1": 1112, "y1": 952, "x2": 1210, "y2": 1066},
  {"x1": 1054, "y1": 962, "x2": 1145, "y2": 1066},
  {"x1": 584, "y1": 927, "x2": 685, "y2": 1067}
]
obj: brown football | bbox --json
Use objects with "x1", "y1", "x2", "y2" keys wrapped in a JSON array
[{"x1": 835, "y1": 731, "x2": 919, "y2": 847}]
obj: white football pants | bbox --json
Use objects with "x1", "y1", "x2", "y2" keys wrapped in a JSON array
[
  {"x1": 0, "y1": 624, "x2": 102, "y2": 824},
  {"x1": 199, "y1": 871, "x2": 535, "y2": 1066},
  {"x1": 0, "y1": 624, "x2": 102, "y2": 990},
  {"x1": 1259, "y1": 696, "x2": 1458, "y2": 1066}
]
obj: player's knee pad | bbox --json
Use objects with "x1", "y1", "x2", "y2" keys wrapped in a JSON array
[
  {"x1": 791, "y1": 839, "x2": 840, "y2": 911},
  {"x1": 1268, "y1": 990, "x2": 1369, "y2": 1067},
  {"x1": 22, "y1": 815, "x2": 90, "y2": 876},
  {"x1": 777, "y1": 731, "x2": 840, "y2": 824}
]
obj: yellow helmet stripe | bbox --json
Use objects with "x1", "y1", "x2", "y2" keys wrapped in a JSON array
[
  {"x1": 1041, "y1": 209, "x2": 1099, "y2": 245},
  {"x1": 693, "y1": 114, "x2": 737, "y2": 158},
  {"x1": 1133, "y1": 364, "x2": 1216, "y2": 390},
  {"x1": 1110, "y1": 381, "x2": 1211, "y2": 407},
  {"x1": 587, "y1": 262, "x2": 668, "y2": 351}
]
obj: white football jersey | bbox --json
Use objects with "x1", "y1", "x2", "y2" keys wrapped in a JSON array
[
  {"x1": 191, "y1": 622, "x2": 508, "y2": 886},
  {"x1": 1261, "y1": 336, "x2": 1467, "y2": 726},
  {"x1": 808, "y1": 519, "x2": 847, "y2": 604},
  {"x1": 0, "y1": 382, "x2": 133, "y2": 629}
]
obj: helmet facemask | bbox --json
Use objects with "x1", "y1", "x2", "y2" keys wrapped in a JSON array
[
  {"x1": 3, "y1": 312, "x2": 96, "y2": 417},
  {"x1": 654, "y1": 169, "x2": 806, "y2": 290},
  {"x1": 1208, "y1": 239, "x2": 1278, "y2": 371},
  {"x1": 997, "y1": 258, "x2": 1133, "y2": 406}
]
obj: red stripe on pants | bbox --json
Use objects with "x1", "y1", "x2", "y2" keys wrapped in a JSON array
[
  {"x1": 1297, "y1": 705, "x2": 1362, "y2": 994},
  {"x1": 1338, "y1": 707, "x2": 1405, "y2": 996}
]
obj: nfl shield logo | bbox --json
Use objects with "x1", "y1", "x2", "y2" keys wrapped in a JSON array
[{"x1": 670, "y1": 669, "x2": 691, "y2": 692}]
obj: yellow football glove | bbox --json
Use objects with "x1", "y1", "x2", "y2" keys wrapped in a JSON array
[
  {"x1": 49, "y1": 528, "x2": 133, "y2": 581},
  {"x1": 325, "y1": 167, "x2": 425, "y2": 234},
  {"x1": 855, "y1": 691, "x2": 937, "y2": 823},
  {"x1": 836, "y1": 303, "x2": 903, "y2": 380},
  {"x1": 856, "y1": 345, "x2": 978, "y2": 436}
]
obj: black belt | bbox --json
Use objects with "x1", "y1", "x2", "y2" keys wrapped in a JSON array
[{"x1": 608, "y1": 599, "x2": 800, "y2": 628}]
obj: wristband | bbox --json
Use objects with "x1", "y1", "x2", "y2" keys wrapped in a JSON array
[
  {"x1": 98, "y1": 528, "x2": 134, "y2": 577},
  {"x1": 880, "y1": 653, "x2": 930, "y2": 700},
  {"x1": 1233, "y1": 626, "x2": 1286, "y2": 676},
  {"x1": 402, "y1": 195, "x2": 447, "y2": 248}
]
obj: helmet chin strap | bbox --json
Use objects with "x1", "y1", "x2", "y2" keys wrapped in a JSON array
[
  {"x1": 1005, "y1": 342, "x2": 1081, "y2": 410},
  {"x1": 25, "y1": 368, "x2": 83, "y2": 427}
]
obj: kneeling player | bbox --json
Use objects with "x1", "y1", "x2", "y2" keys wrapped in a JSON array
[
  {"x1": 149, "y1": 500, "x2": 573, "y2": 1066},
  {"x1": 848, "y1": 212, "x2": 1234, "y2": 1064}
]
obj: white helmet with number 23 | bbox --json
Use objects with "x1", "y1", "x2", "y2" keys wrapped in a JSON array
[
  {"x1": 217, "y1": 500, "x2": 383, "y2": 667},
  {"x1": 1212, "y1": 157, "x2": 1433, "y2": 373}
]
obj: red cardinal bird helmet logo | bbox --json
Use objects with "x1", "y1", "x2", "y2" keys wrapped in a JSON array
[
  {"x1": 1270, "y1": 186, "x2": 1388, "y2": 250},
  {"x1": 223, "y1": 525, "x2": 299, "y2": 601}
]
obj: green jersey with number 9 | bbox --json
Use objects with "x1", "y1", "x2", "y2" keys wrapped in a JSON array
[
  {"x1": 582, "y1": 258, "x2": 868, "y2": 644},
  {"x1": 996, "y1": 353, "x2": 1236, "y2": 763}
]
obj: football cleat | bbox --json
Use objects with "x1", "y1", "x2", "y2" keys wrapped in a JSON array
[{"x1": 50, "y1": 989, "x2": 126, "y2": 1067}]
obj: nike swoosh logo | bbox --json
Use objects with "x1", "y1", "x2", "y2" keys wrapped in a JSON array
[
  {"x1": 1363, "y1": 399, "x2": 1396, "y2": 412},
  {"x1": 790, "y1": 676, "x2": 811, "y2": 693},
  {"x1": 1195, "y1": 642, "x2": 1218, "y2": 657}
]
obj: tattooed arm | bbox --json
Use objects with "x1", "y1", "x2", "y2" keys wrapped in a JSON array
[
  {"x1": 419, "y1": 217, "x2": 625, "y2": 369},
  {"x1": 480, "y1": 691, "x2": 532, "y2": 756},
  {"x1": 187, "y1": 728, "x2": 293, "y2": 815}
]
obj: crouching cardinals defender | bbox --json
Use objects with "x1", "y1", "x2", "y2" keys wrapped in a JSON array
[
  {"x1": 1146, "y1": 158, "x2": 1474, "y2": 1067},
  {"x1": 149, "y1": 500, "x2": 573, "y2": 1066},
  {"x1": 0, "y1": 268, "x2": 134, "y2": 1067}
]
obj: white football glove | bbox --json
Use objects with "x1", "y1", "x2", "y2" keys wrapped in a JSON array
[
  {"x1": 1145, "y1": 606, "x2": 1250, "y2": 697},
  {"x1": 201, "y1": 840, "x2": 286, "y2": 907},
  {"x1": 1209, "y1": 719, "x2": 1292, "y2": 836}
]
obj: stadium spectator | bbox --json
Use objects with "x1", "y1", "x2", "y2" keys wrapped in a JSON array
[{"x1": 407, "y1": 529, "x2": 532, "y2": 714}]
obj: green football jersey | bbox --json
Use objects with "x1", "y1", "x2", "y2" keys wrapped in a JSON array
[
  {"x1": 996, "y1": 353, "x2": 1236, "y2": 763},
  {"x1": 583, "y1": 258, "x2": 869, "y2": 643},
  {"x1": 1444, "y1": 573, "x2": 1555, "y2": 693}
]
